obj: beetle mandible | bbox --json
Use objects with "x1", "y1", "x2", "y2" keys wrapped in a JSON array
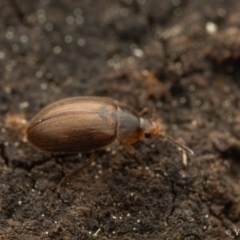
[{"x1": 27, "y1": 96, "x2": 194, "y2": 189}]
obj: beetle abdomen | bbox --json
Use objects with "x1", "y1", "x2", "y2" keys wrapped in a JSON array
[{"x1": 27, "y1": 97, "x2": 118, "y2": 153}]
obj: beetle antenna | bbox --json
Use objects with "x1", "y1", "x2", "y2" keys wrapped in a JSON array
[
  {"x1": 159, "y1": 133, "x2": 194, "y2": 156},
  {"x1": 151, "y1": 108, "x2": 156, "y2": 121}
]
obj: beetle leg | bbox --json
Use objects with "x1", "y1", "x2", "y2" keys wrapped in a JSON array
[
  {"x1": 151, "y1": 108, "x2": 156, "y2": 121},
  {"x1": 138, "y1": 107, "x2": 149, "y2": 116},
  {"x1": 123, "y1": 144, "x2": 143, "y2": 168},
  {"x1": 57, "y1": 151, "x2": 99, "y2": 192}
]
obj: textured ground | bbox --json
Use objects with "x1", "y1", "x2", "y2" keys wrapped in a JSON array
[{"x1": 1, "y1": 0, "x2": 240, "y2": 239}]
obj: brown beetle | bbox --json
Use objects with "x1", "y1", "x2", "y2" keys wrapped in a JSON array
[{"x1": 27, "y1": 96, "x2": 193, "y2": 189}]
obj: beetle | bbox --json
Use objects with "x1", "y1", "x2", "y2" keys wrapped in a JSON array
[{"x1": 27, "y1": 96, "x2": 194, "y2": 190}]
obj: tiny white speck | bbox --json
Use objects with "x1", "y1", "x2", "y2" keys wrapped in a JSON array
[
  {"x1": 53, "y1": 46, "x2": 62, "y2": 54},
  {"x1": 18, "y1": 201, "x2": 22, "y2": 205},
  {"x1": 37, "y1": 11, "x2": 46, "y2": 23},
  {"x1": 113, "y1": 54, "x2": 120, "y2": 62},
  {"x1": 21, "y1": 119, "x2": 27, "y2": 124},
  {"x1": 176, "y1": 62, "x2": 182, "y2": 69},
  {"x1": 108, "y1": 59, "x2": 114, "y2": 67},
  {"x1": 195, "y1": 99, "x2": 201, "y2": 106},
  {"x1": 171, "y1": 100, "x2": 178, "y2": 107},
  {"x1": 157, "y1": 101, "x2": 163, "y2": 108},
  {"x1": 41, "y1": 83, "x2": 47, "y2": 90},
  {"x1": 6, "y1": 64, "x2": 13, "y2": 71},
  {"x1": 222, "y1": 100, "x2": 231, "y2": 108},
  {"x1": 206, "y1": 22, "x2": 218, "y2": 34},
  {"x1": 6, "y1": 31, "x2": 14, "y2": 39},
  {"x1": 77, "y1": 38, "x2": 85, "y2": 47},
  {"x1": 191, "y1": 120, "x2": 197, "y2": 126},
  {"x1": 66, "y1": 76, "x2": 72, "y2": 82},
  {"x1": 12, "y1": 44, "x2": 19, "y2": 51},
  {"x1": 76, "y1": 16, "x2": 84, "y2": 25},
  {"x1": 127, "y1": 213, "x2": 131, "y2": 217},
  {"x1": 46, "y1": 72, "x2": 52, "y2": 79},
  {"x1": 142, "y1": 69, "x2": 149, "y2": 76},
  {"x1": 45, "y1": 23, "x2": 53, "y2": 31},
  {"x1": 19, "y1": 101, "x2": 29, "y2": 109},
  {"x1": 174, "y1": 8, "x2": 182, "y2": 17},
  {"x1": 14, "y1": 142, "x2": 19, "y2": 147},
  {"x1": 45, "y1": 232, "x2": 48, "y2": 235},
  {"x1": 130, "y1": 43, "x2": 137, "y2": 50},
  {"x1": 112, "y1": 231, "x2": 115, "y2": 234},
  {"x1": 133, "y1": 48, "x2": 144, "y2": 58},
  {"x1": 189, "y1": 84, "x2": 196, "y2": 91},
  {"x1": 8, "y1": 26, "x2": 15, "y2": 32},
  {"x1": 210, "y1": 120, "x2": 215, "y2": 129},
  {"x1": 217, "y1": 8, "x2": 226, "y2": 17},
  {"x1": 0, "y1": 52, "x2": 5, "y2": 59},
  {"x1": 4, "y1": 87, "x2": 11, "y2": 93},
  {"x1": 42, "y1": 214, "x2": 45, "y2": 217},
  {"x1": 36, "y1": 70, "x2": 43, "y2": 78},
  {"x1": 65, "y1": 35, "x2": 73, "y2": 43},
  {"x1": 66, "y1": 16, "x2": 74, "y2": 24},
  {"x1": 37, "y1": 9, "x2": 45, "y2": 15},
  {"x1": 4, "y1": 142, "x2": 9, "y2": 147},
  {"x1": 127, "y1": 56, "x2": 135, "y2": 63},
  {"x1": 180, "y1": 97, "x2": 187, "y2": 104},
  {"x1": 74, "y1": 8, "x2": 82, "y2": 16},
  {"x1": 205, "y1": 214, "x2": 209, "y2": 218},
  {"x1": 111, "y1": 150, "x2": 116, "y2": 155},
  {"x1": 112, "y1": 215, "x2": 117, "y2": 219},
  {"x1": 227, "y1": 116, "x2": 233, "y2": 123},
  {"x1": 20, "y1": 35, "x2": 28, "y2": 43},
  {"x1": 120, "y1": 8, "x2": 129, "y2": 17}
]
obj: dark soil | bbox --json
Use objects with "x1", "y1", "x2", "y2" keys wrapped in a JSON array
[{"x1": 1, "y1": 0, "x2": 240, "y2": 239}]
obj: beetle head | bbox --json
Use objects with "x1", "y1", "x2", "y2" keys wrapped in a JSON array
[
  {"x1": 139, "y1": 117, "x2": 194, "y2": 156},
  {"x1": 139, "y1": 118, "x2": 160, "y2": 139}
]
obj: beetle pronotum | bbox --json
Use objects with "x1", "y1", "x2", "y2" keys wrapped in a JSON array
[{"x1": 27, "y1": 96, "x2": 194, "y2": 190}]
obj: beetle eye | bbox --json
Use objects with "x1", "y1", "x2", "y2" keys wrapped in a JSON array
[{"x1": 145, "y1": 132, "x2": 151, "y2": 138}]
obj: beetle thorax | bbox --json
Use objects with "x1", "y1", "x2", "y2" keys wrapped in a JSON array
[{"x1": 116, "y1": 106, "x2": 140, "y2": 145}]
